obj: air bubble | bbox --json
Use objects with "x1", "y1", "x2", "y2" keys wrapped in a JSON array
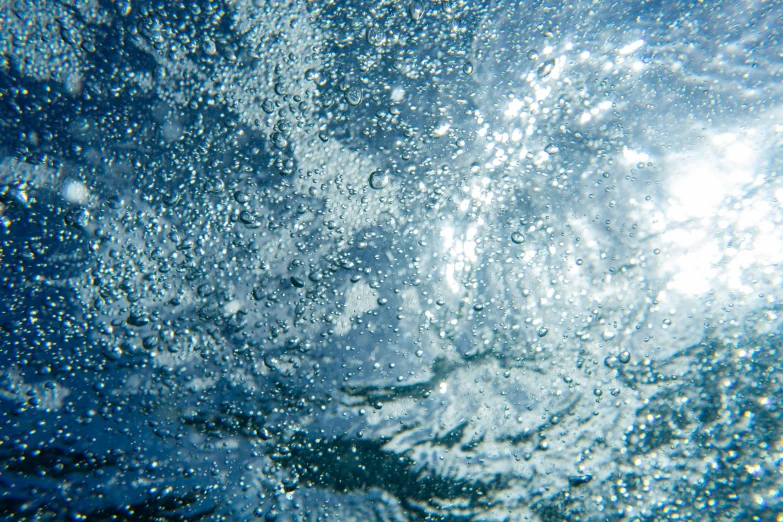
[
  {"x1": 369, "y1": 170, "x2": 390, "y2": 189},
  {"x1": 409, "y1": 1, "x2": 424, "y2": 21},
  {"x1": 115, "y1": 0, "x2": 132, "y2": 16},
  {"x1": 366, "y1": 27, "x2": 386, "y2": 47},
  {"x1": 537, "y1": 58, "x2": 556, "y2": 78},
  {"x1": 345, "y1": 86, "x2": 363, "y2": 106},
  {"x1": 511, "y1": 231, "x2": 525, "y2": 244}
]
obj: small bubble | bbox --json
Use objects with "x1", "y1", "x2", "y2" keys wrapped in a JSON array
[
  {"x1": 115, "y1": 0, "x2": 132, "y2": 16},
  {"x1": 537, "y1": 326, "x2": 548, "y2": 337},
  {"x1": 462, "y1": 62, "x2": 474, "y2": 75},
  {"x1": 272, "y1": 132, "x2": 288, "y2": 149},
  {"x1": 369, "y1": 170, "x2": 390, "y2": 189},
  {"x1": 64, "y1": 207, "x2": 90, "y2": 229},
  {"x1": 345, "y1": 86, "x2": 363, "y2": 106},
  {"x1": 510, "y1": 231, "x2": 526, "y2": 244},
  {"x1": 618, "y1": 351, "x2": 631, "y2": 364},
  {"x1": 527, "y1": 49, "x2": 540, "y2": 61},
  {"x1": 366, "y1": 27, "x2": 386, "y2": 47},
  {"x1": 142, "y1": 336, "x2": 159, "y2": 350},
  {"x1": 239, "y1": 211, "x2": 257, "y2": 225},
  {"x1": 153, "y1": 65, "x2": 166, "y2": 81},
  {"x1": 409, "y1": 1, "x2": 424, "y2": 21},
  {"x1": 568, "y1": 474, "x2": 593, "y2": 486},
  {"x1": 1, "y1": 184, "x2": 29, "y2": 207},
  {"x1": 203, "y1": 38, "x2": 217, "y2": 56},
  {"x1": 537, "y1": 58, "x2": 556, "y2": 78}
]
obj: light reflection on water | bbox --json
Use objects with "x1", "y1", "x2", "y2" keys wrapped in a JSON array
[{"x1": 0, "y1": 0, "x2": 782, "y2": 519}]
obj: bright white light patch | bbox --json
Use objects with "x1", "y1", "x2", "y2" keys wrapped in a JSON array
[
  {"x1": 505, "y1": 99, "x2": 525, "y2": 118},
  {"x1": 223, "y1": 300, "x2": 242, "y2": 315},
  {"x1": 619, "y1": 40, "x2": 644, "y2": 55},
  {"x1": 534, "y1": 85, "x2": 551, "y2": 102},
  {"x1": 62, "y1": 180, "x2": 90, "y2": 205},
  {"x1": 434, "y1": 123, "x2": 450, "y2": 136},
  {"x1": 622, "y1": 147, "x2": 650, "y2": 164},
  {"x1": 664, "y1": 230, "x2": 719, "y2": 296},
  {"x1": 667, "y1": 132, "x2": 756, "y2": 221}
]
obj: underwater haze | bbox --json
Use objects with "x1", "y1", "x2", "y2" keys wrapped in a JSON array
[{"x1": 1, "y1": 0, "x2": 783, "y2": 520}]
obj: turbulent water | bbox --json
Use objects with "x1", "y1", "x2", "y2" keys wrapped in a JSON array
[{"x1": 1, "y1": 0, "x2": 782, "y2": 520}]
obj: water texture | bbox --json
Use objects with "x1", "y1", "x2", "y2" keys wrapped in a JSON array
[{"x1": 1, "y1": 0, "x2": 782, "y2": 520}]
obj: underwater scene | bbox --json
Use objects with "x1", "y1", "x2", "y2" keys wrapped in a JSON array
[{"x1": 1, "y1": 0, "x2": 783, "y2": 520}]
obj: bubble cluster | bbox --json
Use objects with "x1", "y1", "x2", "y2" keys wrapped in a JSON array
[{"x1": 1, "y1": 0, "x2": 782, "y2": 520}]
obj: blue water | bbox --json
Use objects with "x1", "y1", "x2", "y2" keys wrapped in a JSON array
[{"x1": 1, "y1": 0, "x2": 782, "y2": 520}]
